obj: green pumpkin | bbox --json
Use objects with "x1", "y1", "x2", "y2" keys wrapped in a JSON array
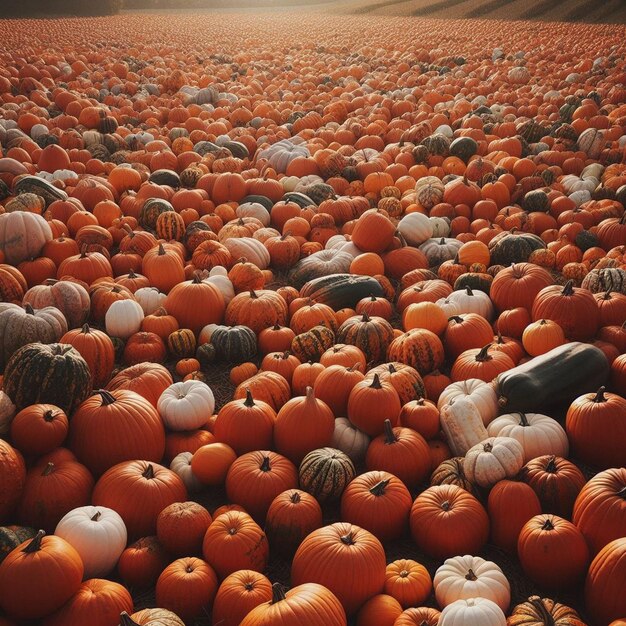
[
  {"x1": 488, "y1": 232, "x2": 546, "y2": 266},
  {"x1": 453, "y1": 272, "x2": 493, "y2": 295},
  {"x1": 139, "y1": 198, "x2": 175, "y2": 232},
  {"x1": 299, "y1": 274, "x2": 384, "y2": 311},
  {"x1": 148, "y1": 169, "x2": 180, "y2": 188},
  {"x1": 211, "y1": 325, "x2": 257, "y2": 363},
  {"x1": 13, "y1": 175, "x2": 68, "y2": 206},
  {"x1": 298, "y1": 447, "x2": 355, "y2": 503},
  {"x1": 523, "y1": 189, "x2": 550, "y2": 213},
  {"x1": 0, "y1": 526, "x2": 37, "y2": 564},
  {"x1": 449, "y1": 136, "x2": 478, "y2": 162},
  {"x1": 3, "y1": 342, "x2": 92, "y2": 413},
  {"x1": 195, "y1": 343, "x2": 216, "y2": 367}
]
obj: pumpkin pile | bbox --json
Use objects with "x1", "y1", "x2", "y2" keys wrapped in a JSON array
[{"x1": 0, "y1": 11, "x2": 625, "y2": 626}]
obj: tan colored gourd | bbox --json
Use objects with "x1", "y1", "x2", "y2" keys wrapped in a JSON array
[{"x1": 440, "y1": 397, "x2": 488, "y2": 456}]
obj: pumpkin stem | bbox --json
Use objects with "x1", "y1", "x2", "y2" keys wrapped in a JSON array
[
  {"x1": 24, "y1": 303, "x2": 35, "y2": 315},
  {"x1": 440, "y1": 500, "x2": 451, "y2": 512},
  {"x1": 518, "y1": 413, "x2": 530, "y2": 427},
  {"x1": 119, "y1": 612, "x2": 141, "y2": 626},
  {"x1": 483, "y1": 441, "x2": 493, "y2": 453},
  {"x1": 370, "y1": 373, "x2": 383, "y2": 389},
  {"x1": 383, "y1": 419, "x2": 397, "y2": 445},
  {"x1": 388, "y1": 363, "x2": 397, "y2": 374},
  {"x1": 305, "y1": 386, "x2": 315, "y2": 402},
  {"x1": 290, "y1": 491, "x2": 302, "y2": 504},
  {"x1": 369, "y1": 479, "x2": 390, "y2": 497},
  {"x1": 465, "y1": 286, "x2": 474, "y2": 296},
  {"x1": 43, "y1": 409, "x2": 56, "y2": 422},
  {"x1": 475, "y1": 344, "x2": 493, "y2": 362},
  {"x1": 158, "y1": 243, "x2": 165, "y2": 255},
  {"x1": 260, "y1": 456, "x2": 271, "y2": 472},
  {"x1": 527, "y1": 596, "x2": 557, "y2": 626},
  {"x1": 94, "y1": 389, "x2": 117, "y2": 406},
  {"x1": 22, "y1": 530, "x2": 45, "y2": 553},
  {"x1": 541, "y1": 517, "x2": 555, "y2": 531},
  {"x1": 545, "y1": 456, "x2": 558, "y2": 473},
  {"x1": 244, "y1": 389, "x2": 255, "y2": 407},
  {"x1": 81, "y1": 323, "x2": 91, "y2": 334},
  {"x1": 465, "y1": 568, "x2": 478, "y2": 581},
  {"x1": 340, "y1": 532, "x2": 355, "y2": 546},
  {"x1": 594, "y1": 387, "x2": 607, "y2": 402},
  {"x1": 42, "y1": 462, "x2": 55, "y2": 476},
  {"x1": 91, "y1": 511, "x2": 102, "y2": 522},
  {"x1": 272, "y1": 324, "x2": 281, "y2": 330},
  {"x1": 249, "y1": 290, "x2": 258, "y2": 299},
  {"x1": 361, "y1": 311, "x2": 371, "y2": 322},
  {"x1": 271, "y1": 583, "x2": 287, "y2": 604},
  {"x1": 449, "y1": 316, "x2": 464, "y2": 323},
  {"x1": 128, "y1": 269, "x2": 137, "y2": 278},
  {"x1": 142, "y1": 464, "x2": 155, "y2": 479},
  {"x1": 562, "y1": 280, "x2": 575, "y2": 296}
]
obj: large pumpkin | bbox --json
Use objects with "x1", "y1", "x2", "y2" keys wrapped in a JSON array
[
  {"x1": 0, "y1": 440, "x2": 26, "y2": 523},
  {"x1": 291, "y1": 522, "x2": 386, "y2": 615},
  {"x1": 585, "y1": 538, "x2": 626, "y2": 626},
  {"x1": 163, "y1": 276, "x2": 225, "y2": 334},
  {"x1": 0, "y1": 211, "x2": 53, "y2": 264},
  {"x1": 106, "y1": 362, "x2": 173, "y2": 408},
  {"x1": 212, "y1": 570, "x2": 273, "y2": 626}
]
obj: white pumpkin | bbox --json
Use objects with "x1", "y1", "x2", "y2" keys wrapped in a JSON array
[
  {"x1": 237, "y1": 202, "x2": 270, "y2": 226},
  {"x1": 55, "y1": 505, "x2": 127, "y2": 578},
  {"x1": 0, "y1": 390, "x2": 16, "y2": 435},
  {"x1": 134, "y1": 287, "x2": 166, "y2": 315},
  {"x1": 398, "y1": 212, "x2": 434, "y2": 247},
  {"x1": 158, "y1": 380, "x2": 215, "y2": 431},
  {"x1": 440, "y1": 398, "x2": 489, "y2": 457},
  {"x1": 326, "y1": 235, "x2": 349, "y2": 250},
  {"x1": 447, "y1": 288, "x2": 494, "y2": 320},
  {"x1": 434, "y1": 555, "x2": 510, "y2": 612},
  {"x1": 222, "y1": 237, "x2": 270, "y2": 269},
  {"x1": 578, "y1": 128, "x2": 605, "y2": 159},
  {"x1": 281, "y1": 175, "x2": 301, "y2": 192},
  {"x1": 331, "y1": 417, "x2": 370, "y2": 464},
  {"x1": 568, "y1": 189, "x2": 592, "y2": 207},
  {"x1": 170, "y1": 451, "x2": 203, "y2": 493},
  {"x1": 209, "y1": 266, "x2": 228, "y2": 277},
  {"x1": 199, "y1": 323, "x2": 222, "y2": 345},
  {"x1": 257, "y1": 139, "x2": 310, "y2": 173},
  {"x1": 580, "y1": 163, "x2": 604, "y2": 180},
  {"x1": 203, "y1": 275, "x2": 235, "y2": 305},
  {"x1": 561, "y1": 174, "x2": 597, "y2": 194},
  {"x1": 0, "y1": 211, "x2": 53, "y2": 265},
  {"x1": 486, "y1": 413, "x2": 569, "y2": 463},
  {"x1": 429, "y1": 216, "x2": 451, "y2": 238},
  {"x1": 437, "y1": 379, "x2": 498, "y2": 426},
  {"x1": 439, "y1": 598, "x2": 507, "y2": 626},
  {"x1": 105, "y1": 299, "x2": 144, "y2": 339},
  {"x1": 463, "y1": 437, "x2": 525, "y2": 488},
  {"x1": 253, "y1": 228, "x2": 281, "y2": 244},
  {"x1": 435, "y1": 297, "x2": 461, "y2": 318}
]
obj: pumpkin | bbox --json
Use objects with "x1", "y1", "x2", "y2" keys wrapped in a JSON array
[
  {"x1": 212, "y1": 570, "x2": 272, "y2": 626},
  {"x1": 519, "y1": 455, "x2": 585, "y2": 519},
  {"x1": 117, "y1": 536, "x2": 169, "y2": 590},
  {"x1": 384, "y1": 560, "x2": 431, "y2": 610},
  {"x1": 490, "y1": 263, "x2": 554, "y2": 313},
  {"x1": 430, "y1": 457, "x2": 478, "y2": 496},
  {"x1": 119, "y1": 609, "x2": 184, "y2": 626},
  {"x1": 54, "y1": 505, "x2": 126, "y2": 578},
  {"x1": 488, "y1": 480, "x2": 541, "y2": 554},
  {"x1": 487, "y1": 412, "x2": 569, "y2": 463},
  {"x1": 156, "y1": 501, "x2": 212, "y2": 557},
  {"x1": 9, "y1": 403, "x2": 67, "y2": 457},
  {"x1": 291, "y1": 522, "x2": 386, "y2": 616},
  {"x1": 437, "y1": 378, "x2": 499, "y2": 426},
  {"x1": 211, "y1": 324, "x2": 257, "y2": 362},
  {"x1": 155, "y1": 557, "x2": 218, "y2": 623},
  {"x1": 291, "y1": 325, "x2": 336, "y2": 362},
  {"x1": 214, "y1": 389, "x2": 275, "y2": 455},
  {"x1": 163, "y1": 276, "x2": 225, "y2": 334},
  {"x1": 348, "y1": 374, "x2": 401, "y2": 437},
  {"x1": 439, "y1": 598, "x2": 506, "y2": 626},
  {"x1": 241, "y1": 582, "x2": 347, "y2": 626},
  {"x1": 451, "y1": 343, "x2": 515, "y2": 383},
  {"x1": 0, "y1": 439, "x2": 25, "y2": 524},
  {"x1": 572, "y1": 467, "x2": 626, "y2": 556},
  {"x1": 157, "y1": 380, "x2": 215, "y2": 431},
  {"x1": 395, "y1": 607, "x2": 441, "y2": 626},
  {"x1": 439, "y1": 397, "x2": 489, "y2": 456},
  {"x1": 106, "y1": 362, "x2": 173, "y2": 408},
  {"x1": 201, "y1": 510, "x2": 269, "y2": 578},
  {"x1": 3, "y1": 342, "x2": 91, "y2": 414},
  {"x1": 410, "y1": 485, "x2": 489, "y2": 559},
  {"x1": 69, "y1": 389, "x2": 166, "y2": 476},
  {"x1": 274, "y1": 387, "x2": 335, "y2": 465},
  {"x1": 387, "y1": 329, "x2": 445, "y2": 376},
  {"x1": 92, "y1": 460, "x2": 187, "y2": 539},
  {"x1": 566, "y1": 387, "x2": 626, "y2": 469},
  {"x1": 399, "y1": 397, "x2": 440, "y2": 440},
  {"x1": 0, "y1": 303, "x2": 68, "y2": 370},
  {"x1": 225, "y1": 289, "x2": 288, "y2": 334},
  {"x1": 517, "y1": 514, "x2": 589, "y2": 589},
  {"x1": 0, "y1": 211, "x2": 53, "y2": 264},
  {"x1": 505, "y1": 596, "x2": 586, "y2": 626},
  {"x1": 105, "y1": 299, "x2": 144, "y2": 339},
  {"x1": 0, "y1": 531, "x2": 83, "y2": 620},
  {"x1": 331, "y1": 417, "x2": 370, "y2": 464},
  {"x1": 299, "y1": 447, "x2": 356, "y2": 503},
  {"x1": 60, "y1": 324, "x2": 115, "y2": 388},
  {"x1": 464, "y1": 437, "x2": 525, "y2": 489},
  {"x1": 585, "y1": 538, "x2": 626, "y2": 626},
  {"x1": 336, "y1": 313, "x2": 394, "y2": 364},
  {"x1": 434, "y1": 554, "x2": 510, "y2": 612}
]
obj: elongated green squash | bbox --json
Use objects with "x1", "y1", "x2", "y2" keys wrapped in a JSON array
[
  {"x1": 299, "y1": 274, "x2": 384, "y2": 311},
  {"x1": 494, "y1": 342, "x2": 609, "y2": 413}
]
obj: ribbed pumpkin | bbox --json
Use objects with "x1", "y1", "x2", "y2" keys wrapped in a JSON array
[
  {"x1": 365, "y1": 420, "x2": 431, "y2": 490},
  {"x1": 291, "y1": 325, "x2": 336, "y2": 362},
  {"x1": 585, "y1": 538, "x2": 626, "y2": 626},
  {"x1": 291, "y1": 522, "x2": 386, "y2": 615},
  {"x1": 347, "y1": 374, "x2": 401, "y2": 437},
  {"x1": 299, "y1": 447, "x2": 356, "y2": 503},
  {"x1": 225, "y1": 450, "x2": 298, "y2": 522},
  {"x1": 60, "y1": 324, "x2": 115, "y2": 388},
  {"x1": 225, "y1": 289, "x2": 288, "y2": 334},
  {"x1": 106, "y1": 362, "x2": 173, "y2": 408},
  {"x1": 212, "y1": 570, "x2": 273, "y2": 626},
  {"x1": 234, "y1": 371, "x2": 292, "y2": 411},
  {"x1": 340, "y1": 470, "x2": 412, "y2": 542},
  {"x1": 0, "y1": 440, "x2": 26, "y2": 524},
  {"x1": 69, "y1": 389, "x2": 166, "y2": 476},
  {"x1": 387, "y1": 329, "x2": 445, "y2": 376},
  {"x1": 212, "y1": 325, "x2": 258, "y2": 363},
  {"x1": 505, "y1": 596, "x2": 586, "y2": 626},
  {"x1": 336, "y1": 313, "x2": 394, "y2": 364},
  {"x1": 274, "y1": 387, "x2": 335, "y2": 464},
  {"x1": 488, "y1": 480, "x2": 542, "y2": 554},
  {"x1": 313, "y1": 364, "x2": 364, "y2": 416},
  {"x1": 365, "y1": 362, "x2": 426, "y2": 404}
]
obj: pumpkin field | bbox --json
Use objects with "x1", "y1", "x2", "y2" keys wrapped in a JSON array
[{"x1": 0, "y1": 9, "x2": 625, "y2": 626}]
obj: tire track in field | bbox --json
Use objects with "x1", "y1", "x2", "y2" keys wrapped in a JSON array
[
  {"x1": 564, "y1": 0, "x2": 622, "y2": 22},
  {"x1": 464, "y1": 0, "x2": 517, "y2": 19},
  {"x1": 518, "y1": 0, "x2": 568, "y2": 19}
]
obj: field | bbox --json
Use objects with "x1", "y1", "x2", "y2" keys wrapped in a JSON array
[{"x1": 0, "y1": 7, "x2": 625, "y2": 626}]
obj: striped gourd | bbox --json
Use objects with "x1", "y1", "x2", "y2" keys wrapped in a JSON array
[
  {"x1": 299, "y1": 274, "x2": 384, "y2": 311},
  {"x1": 291, "y1": 326, "x2": 335, "y2": 362},
  {"x1": 336, "y1": 313, "x2": 394, "y2": 364},
  {"x1": 3, "y1": 342, "x2": 92, "y2": 413},
  {"x1": 156, "y1": 211, "x2": 186, "y2": 242},
  {"x1": 298, "y1": 447, "x2": 355, "y2": 502},
  {"x1": 211, "y1": 325, "x2": 257, "y2": 363},
  {"x1": 14, "y1": 175, "x2": 68, "y2": 206},
  {"x1": 167, "y1": 329, "x2": 196, "y2": 358},
  {"x1": 139, "y1": 198, "x2": 175, "y2": 232}
]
